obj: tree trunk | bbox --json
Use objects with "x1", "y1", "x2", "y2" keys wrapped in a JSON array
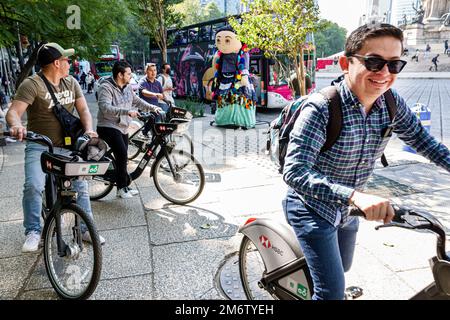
[{"x1": 299, "y1": 47, "x2": 306, "y2": 96}]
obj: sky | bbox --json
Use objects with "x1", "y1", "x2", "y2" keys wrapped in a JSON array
[{"x1": 317, "y1": 0, "x2": 366, "y2": 35}]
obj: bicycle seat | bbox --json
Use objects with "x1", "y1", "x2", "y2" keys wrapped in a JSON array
[{"x1": 40, "y1": 151, "x2": 110, "y2": 177}]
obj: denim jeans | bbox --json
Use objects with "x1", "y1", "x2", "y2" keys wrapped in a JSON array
[
  {"x1": 282, "y1": 188, "x2": 359, "y2": 300},
  {"x1": 23, "y1": 142, "x2": 93, "y2": 235}
]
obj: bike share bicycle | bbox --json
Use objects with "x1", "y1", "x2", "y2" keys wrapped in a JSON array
[
  {"x1": 238, "y1": 205, "x2": 450, "y2": 300},
  {"x1": 127, "y1": 100, "x2": 194, "y2": 160},
  {"x1": 2, "y1": 131, "x2": 109, "y2": 299},
  {"x1": 88, "y1": 116, "x2": 205, "y2": 205}
]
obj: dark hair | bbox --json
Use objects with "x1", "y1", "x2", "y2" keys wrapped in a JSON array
[
  {"x1": 161, "y1": 63, "x2": 170, "y2": 72},
  {"x1": 345, "y1": 23, "x2": 404, "y2": 57},
  {"x1": 112, "y1": 60, "x2": 132, "y2": 79},
  {"x1": 215, "y1": 25, "x2": 235, "y2": 37}
]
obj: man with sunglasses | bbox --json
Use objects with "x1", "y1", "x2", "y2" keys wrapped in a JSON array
[
  {"x1": 282, "y1": 24, "x2": 450, "y2": 300},
  {"x1": 6, "y1": 42, "x2": 106, "y2": 252}
]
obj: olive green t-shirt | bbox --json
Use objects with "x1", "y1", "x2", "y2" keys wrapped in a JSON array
[{"x1": 14, "y1": 73, "x2": 83, "y2": 147}]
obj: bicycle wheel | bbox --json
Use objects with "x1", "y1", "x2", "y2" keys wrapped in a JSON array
[
  {"x1": 153, "y1": 150, "x2": 205, "y2": 205},
  {"x1": 128, "y1": 124, "x2": 147, "y2": 160},
  {"x1": 239, "y1": 235, "x2": 277, "y2": 300},
  {"x1": 42, "y1": 203, "x2": 102, "y2": 299},
  {"x1": 88, "y1": 176, "x2": 114, "y2": 200},
  {"x1": 170, "y1": 133, "x2": 194, "y2": 155}
]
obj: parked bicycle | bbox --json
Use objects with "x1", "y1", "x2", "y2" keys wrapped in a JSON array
[
  {"x1": 238, "y1": 206, "x2": 450, "y2": 300},
  {"x1": 2, "y1": 131, "x2": 109, "y2": 299},
  {"x1": 88, "y1": 119, "x2": 205, "y2": 205},
  {"x1": 127, "y1": 100, "x2": 194, "y2": 161}
]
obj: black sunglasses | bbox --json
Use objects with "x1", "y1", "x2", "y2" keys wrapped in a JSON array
[{"x1": 350, "y1": 54, "x2": 407, "y2": 74}]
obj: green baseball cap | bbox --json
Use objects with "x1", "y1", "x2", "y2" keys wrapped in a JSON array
[{"x1": 37, "y1": 42, "x2": 75, "y2": 66}]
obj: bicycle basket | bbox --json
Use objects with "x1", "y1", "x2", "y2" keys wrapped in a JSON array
[
  {"x1": 169, "y1": 118, "x2": 190, "y2": 134},
  {"x1": 40, "y1": 152, "x2": 110, "y2": 177},
  {"x1": 169, "y1": 106, "x2": 193, "y2": 120}
]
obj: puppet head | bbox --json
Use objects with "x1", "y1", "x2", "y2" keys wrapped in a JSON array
[{"x1": 215, "y1": 26, "x2": 242, "y2": 54}]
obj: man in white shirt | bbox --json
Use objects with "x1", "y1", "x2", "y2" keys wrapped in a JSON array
[{"x1": 157, "y1": 63, "x2": 175, "y2": 105}]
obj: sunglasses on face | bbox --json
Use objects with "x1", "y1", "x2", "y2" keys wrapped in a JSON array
[{"x1": 350, "y1": 54, "x2": 407, "y2": 74}]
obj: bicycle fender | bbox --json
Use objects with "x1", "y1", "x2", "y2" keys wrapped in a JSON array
[
  {"x1": 432, "y1": 258, "x2": 450, "y2": 295},
  {"x1": 239, "y1": 218, "x2": 304, "y2": 273}
]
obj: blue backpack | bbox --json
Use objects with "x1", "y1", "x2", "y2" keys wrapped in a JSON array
[{"x1": 267, "y1": 86, "x2": 396, "y2": 174}]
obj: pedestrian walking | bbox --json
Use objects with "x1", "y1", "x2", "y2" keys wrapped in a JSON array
[
  {"x1": 79, "y1": 70, "x2": 87, "y2": 90},
  {"x1": 86, "y1": 71, "x2": 95, "y2": 93},
  {"x1": 444, "y1": 40, "x2": 448, "y2": 55},
  {"x1": 430, "y1": 54, "x2": 439, "y2": 71},
  {"x1": 424, "y1": 44, "x2": 431, "y2": 59},
  {"x1": 411, "y1": 49, "x2": 419, "y2": 62}
]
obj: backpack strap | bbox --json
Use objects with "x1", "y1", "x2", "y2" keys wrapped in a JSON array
[
  {"x1": 380, "y1": 89, "x2": 397, "y2": 167},
  {"x1": 319, "y1": 86, "x2": 342, "y2": 152},
  {"x1": 384, "y1": 89, "x2": 397, "y2": 122}
]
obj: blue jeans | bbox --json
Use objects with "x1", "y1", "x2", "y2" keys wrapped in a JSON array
[
  {"x1": 282, "y1": 188, "x2": 359, "y2": 300},
  {"x1": 23, "y1": 142, "x2": 93, "y2": 235}
]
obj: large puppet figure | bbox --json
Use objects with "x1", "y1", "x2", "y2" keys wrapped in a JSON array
[{"x1": 211, "y1": 26, "x2": 256, "y2": 129}]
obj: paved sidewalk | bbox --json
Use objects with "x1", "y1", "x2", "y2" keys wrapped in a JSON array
[{"x1": 1, "y1": 104, "x2": 449, "y2": 300}]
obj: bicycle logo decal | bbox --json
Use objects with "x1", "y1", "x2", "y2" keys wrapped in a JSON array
[
  {"x1": 259, "y1": 235, "x2": 272, "y2": 249},
  {"x1": 88, "y1": 165, "x2": 99, "y2": 174}
]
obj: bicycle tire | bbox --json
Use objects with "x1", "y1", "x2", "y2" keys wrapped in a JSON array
[
  {"x1": 153, "y1": 150, "x2": 205, "y2": 205},
  {"x1": 127, "y1": 124, "x2": 150, "y2": 161},
  {"x1": 42, "y1": 203, "x2": 102, "y2": 300},
  {"x1": 88, "y1": 176, "x2": 114, "y2": 201},
  {"x1": 239, "y1": 235, "x2": 278, "y2": 300}
]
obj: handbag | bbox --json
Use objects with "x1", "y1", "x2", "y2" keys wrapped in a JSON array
[{"x1": 39, "y1": 73, "x2": 84, "y2": 149}]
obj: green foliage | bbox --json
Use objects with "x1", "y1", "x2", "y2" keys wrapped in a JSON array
[
  {"x1": 229, "y1": 0, "x2": 319, "y2": 60},
  {"x1": 174, "y1": 0, "x2": 224, "y2": 27},
  {"x1": 0, "y1": 0, "x2": 128, "y2": 60},
  {"x1": 128, "y1": 0, "x2": 184, "y2": 62},
  {"x1": 229, "y1": 0, "x2": 320, "y2": 95},
  {"x1": 315, "y1": 20, "x2": 347, "y2": 58},
  {"x1": 175, "y1": 98, "x2": 205, "y2": 118}
]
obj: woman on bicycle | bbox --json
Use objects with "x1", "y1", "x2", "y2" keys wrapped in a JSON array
[{"x1": 97, "y1": 61, "x2": 163, "y2": 199}]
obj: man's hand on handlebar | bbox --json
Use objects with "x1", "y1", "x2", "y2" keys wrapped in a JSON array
[
  {"x1": 9, "y1": 125, "x2": 27, "y2": 141},
  {"x1": 349, "y1": 191, "x2": 395, "y2": 224},
  {"x1": 128, "y1": 110, "x2": 140, "y2": 118},
  {"x1": 84, "y1": 130, "x2": 98, "y2": 138}
]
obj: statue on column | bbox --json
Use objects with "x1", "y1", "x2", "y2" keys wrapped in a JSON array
[{"x1": 412, "y1": 2, "x2": 426, "y2": 24}]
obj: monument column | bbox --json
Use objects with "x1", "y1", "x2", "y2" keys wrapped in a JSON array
[{"x1": 424, "y1": 0, "x2": 448, "y2": 22}]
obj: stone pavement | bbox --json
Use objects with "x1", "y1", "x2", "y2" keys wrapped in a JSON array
[{"x1": 1, "y1": 91, "x2": 450, "y2": 300}]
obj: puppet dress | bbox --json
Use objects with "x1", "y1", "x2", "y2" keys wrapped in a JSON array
[{"x1": 212, "y1": 50, "x2": 256, "y2": 129}]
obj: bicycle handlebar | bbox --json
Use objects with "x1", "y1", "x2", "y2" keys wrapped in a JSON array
[
  {"x1": 350, "y1": 205, "x2": 448, "y2": 261},
  {"x1": 2, "y1": 131, "x2": 54, "y2": 153}
]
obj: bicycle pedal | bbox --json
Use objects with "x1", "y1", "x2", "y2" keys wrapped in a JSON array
[{"x1": 344, "y1": 286, "x2": 363, "y2": 299}]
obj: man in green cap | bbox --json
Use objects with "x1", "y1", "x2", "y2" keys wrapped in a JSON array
[{"x1": 6, "y1": 42, "x2": 105, "y2": 252}]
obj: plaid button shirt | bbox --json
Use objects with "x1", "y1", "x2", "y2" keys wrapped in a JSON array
[{"x1": 283, "y1": 77, "x2": 450, "y2": 226}]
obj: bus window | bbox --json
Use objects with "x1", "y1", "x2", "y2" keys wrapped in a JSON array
[
  {"x1": 189, "y1": 28, "x2": 198, "y2": 43},
  {"x1": 199, "y1": 25, "x2": 211, "y2": 42},
  {"x1": 174, "y1": 30, "x2": 188, "y2": 45}
]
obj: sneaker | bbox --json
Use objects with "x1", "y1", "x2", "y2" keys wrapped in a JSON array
[
  {"x1": 22, "y1": 231, "x2": 41, "y2": 253},
  {"x1": 82, "y1": 232, "x2": 106, "y2": 245},
  {"x1": 117, "y1": 187, "x2": 133, "y2": 199},
  {"x1": 126, "y1": 187, "x2": 139, "y2": 196}
]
